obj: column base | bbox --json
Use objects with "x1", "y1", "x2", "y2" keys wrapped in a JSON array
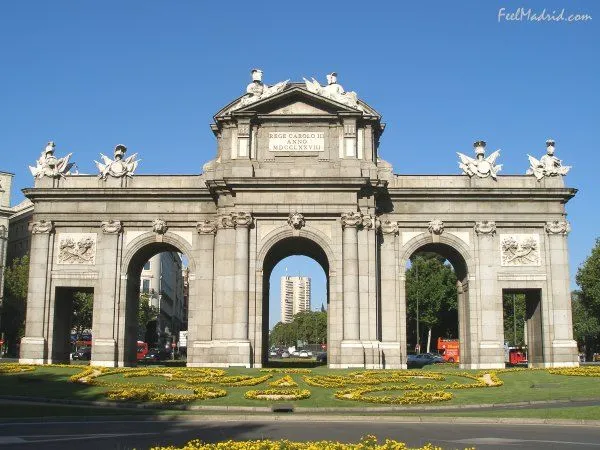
[
  {"x1": 336, "y1": 340, "x2": 407, "y2": 369},
  {"x1": 187, "y1": 340, "x2": 252, "y2": 368},
  {"x1": 19, "y1": 336, "x2": 47, "y2": 364},
  {"x1": 91, "y1": 338, "x2": 117, "y2": 367}
]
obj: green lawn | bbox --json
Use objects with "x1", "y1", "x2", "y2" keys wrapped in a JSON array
[{"x1": 1, "y1": 363, "x2": 599, "y2": 419}]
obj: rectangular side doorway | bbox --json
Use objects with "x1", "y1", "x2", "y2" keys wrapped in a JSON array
[
  {"x1": 502, "y1": 289, "x2": 544, "y2": 367},
  {"x1": 51, "y1": 287, "x2": 94, "y2": 363}
]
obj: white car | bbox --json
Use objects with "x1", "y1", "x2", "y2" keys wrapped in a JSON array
[{"x1": 299, "y1": 350, "x2": 309, "y2": 358}]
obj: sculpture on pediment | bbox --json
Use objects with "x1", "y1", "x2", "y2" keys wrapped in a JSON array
[
  {"x1": 303, "y1": 72, "x2": 363, "y2": 111},
  {"x1": 428, "y1": 219, "x2": 444, "y2": 235},
  {"x1": 236, "y1": 69, "x2": 289, "y2": 109},
  {"x1": 95, "y1": 144, "x2": 140, "y2": 180},
  {"x1": 152, "y1": 219, "x2": 168, "y2": 235},
  {"x1": 457, "y1": 141, "x2": 502, "y2": 180},
  {"x1": 29, "y1": 141, "x2": 75, "y2": 179},
  {"x1": 287, "y1": 212, "x2": 305, "y2": 230},
  {"x1": 527, "y1": 139, "x2": 571, "y2": 181}
]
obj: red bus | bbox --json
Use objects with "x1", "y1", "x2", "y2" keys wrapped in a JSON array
[
  {"x1": 437, "y1": 338, "x2": 460, "y2": 363},
  {"x1": 137, "y1": 341, "x2": 149, "y2": 360}
]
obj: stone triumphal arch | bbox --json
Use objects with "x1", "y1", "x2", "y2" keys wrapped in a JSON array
[{"x1": 20, "y1": 70, "x2": 578, "y2": 369}]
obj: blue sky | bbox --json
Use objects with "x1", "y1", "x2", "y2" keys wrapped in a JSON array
[{"x1": 1, "y1": 1, "x2": 598, "y2": 328}]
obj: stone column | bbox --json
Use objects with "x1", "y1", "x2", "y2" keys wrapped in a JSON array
[
  {"x1": 545, "y1": 220, "x2": 578, "y2": 366},
  {"x1": 232, "y1": 212, "x2": 252, "y2": 340},
  {"x1": 20, "y1": 220, "x2": 54, "y2": 364},
  {"x1": 92, "y1": 220, "x2": 123, "y2": 367},
  {"x1": 341, "y1": 212, "x2": 361, "y2": 340},
  {"x1": 212, "y1": 214, "x2": 235, "y2": 341}
]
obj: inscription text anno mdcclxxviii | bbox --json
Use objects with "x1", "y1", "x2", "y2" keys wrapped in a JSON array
[{"x1": 269, "y1": 132, "x2": 324, "y2": 152}]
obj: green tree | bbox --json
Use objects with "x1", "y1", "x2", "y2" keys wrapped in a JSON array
[
  {"x1": 406, "y1": 253, "x2": 457, "y2": 352},
  {"x1": 1, "y1": 256, "x2": 29, "y2": 356},
  {"x1": 269, "y1": 310, "x2": 327, "y2": 348},
  {"x1": 138, "y1": 293, "x2": 159, "y2": 344},
  {"x1": 576, "y1": 238, "x2": 600, "y2": 316},
  {"x1": 72, "y1": 291, "x2": 93, "y2": 341},
  {"x1": 502, "y1": 293, "x2": 526, "y2": 347},
  {"x1": 572, "y1": 290, "x2": 600, "y2": 361}
]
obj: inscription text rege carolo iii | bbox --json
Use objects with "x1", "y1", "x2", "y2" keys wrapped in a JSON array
[{"x1": 269, "y1": 132, "x2": 324, "y2": 152}]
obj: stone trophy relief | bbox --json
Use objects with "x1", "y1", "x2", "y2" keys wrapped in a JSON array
[
  {"x1": 500, "y1": 234, "x2": 541, "y2": 266},
  {"x1": 56, "y1": 233, "x2": 97, "y2": 265}
]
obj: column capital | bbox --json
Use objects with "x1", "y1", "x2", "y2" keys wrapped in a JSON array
[
  {"x1": 341, "y1": 211, "x2": 363, "y2": 228},
  {"x1": 361, "y1": 214, "x2": 377, "y2": 230},
  {"x1": 100, "y1": 219, "x2": 122, "y2": 234},
  {"x1": 233, "y1": 211, "x2": 253, "y2": 228},
  {"x1": 545, "y1": 220, "x2": 570, "y2": 235},
  {"x1": 474, "y1": 220, "x2": 496, "y2": 236},
  {"x1": 378, "y1": 220, "x2": 398, "y2": 235},
  {"x1": 196, "y1": 219, "x2": 217, "y2": 235},
  {"x1": 30, "y1": 220, "x2": 53, "y2": 234}
]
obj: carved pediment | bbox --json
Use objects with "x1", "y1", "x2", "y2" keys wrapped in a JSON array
[{"x1": 215, "y1": 85, "x2": 380, "y2": 120}]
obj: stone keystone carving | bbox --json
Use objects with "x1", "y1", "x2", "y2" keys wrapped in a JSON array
[
  {"x1": 527, "y1": 139, "x2": 571, "y2": 181},
  {"x1": 232, "y1": 69, "x2": 289, "y2": 110},
  {"x1": 29, "y1": 141, "x2": 75, "y2": 179},
  {"x1": 341, "y1": 211, "x2": 363, "y2": 228},
  {"x1": 232, "y1": 212, "x2": 253, "y2": 228},
  {"x1": 428, "y1": 219, "x2": 444, "y2": 235},
  {"x1": 101, "y1": 220, "x2": 122, "y2": 234},
  {"x1": 287, "y1": 212, "x2": 305, "y2": 230},
  {"x1": 379, "y1": 220, "x2": 399, "y2": 235},
  {"x1": 196, "y1": 220, "x2": 217, "y2": 234},
  {"x1": 474, "y1": 220, "x2": 497, "y2": 235},
  {"x1": 95, "y1": 144, "x2": 140, "y2": 180},
  {"x1": 545, "y1": 220, "x2": 571, "y2": 235},
  {"x1": 457, "y1": 141, "x2": 502, "y2": 180},
  {"x1": 152, "y1": 219, "x2": 168, "y2": 235},
  {"x1": 30, "y1": 220, "x2": 53, "y2": 234},
  {"x1": 303, "y1": 72, "x2": 364, "y2": 111}
]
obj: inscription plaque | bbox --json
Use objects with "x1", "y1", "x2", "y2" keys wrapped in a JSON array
[{"x1": 268, "y1": 131, "x2": 324, "y2": 152}]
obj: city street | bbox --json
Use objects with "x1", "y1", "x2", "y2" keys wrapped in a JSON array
[{"x1": 1, "y1": 416, "x2": 600, "y2": 449}]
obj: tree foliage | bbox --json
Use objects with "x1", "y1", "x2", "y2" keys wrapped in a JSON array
[
  {"x1": 405, "y1": 253, "x2": 458, "y2": 348},
  {"x1": 138, "y1": 293, "x2": 159, "y2": 344},
  {"x1": 502, "y1": 293, "x2": 526, "y2": 346},
  {"x1": 1, "y1": 256, "x2": 30, "y2": 355},
  {"x1": 269, "y1": 310, "x2": 327, "y2": 348},
  {"x1": 572, "y1": 290, "x2": 600, "y2": 360},
  {"x1": 71, "y1": 291, "x2": 93, "y2": 340},
  {"x1": 576, "y1": 238, "x2": 600, "y2": 315}
]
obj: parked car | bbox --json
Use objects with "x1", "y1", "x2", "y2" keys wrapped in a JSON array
[
  {"x1": 299, "y1": 350, "x2": 309, "y2": 358},
  {"x1": 72, "y1": 347, "x2": 91, "y2": 361},
  {"x1": 316, "y1": 352, "x2": 327, "y2": 363},
  {"x1": 407, "y1": 353, "x2": 441, "y2": 368},
  {"x1": 281, "y1": 351, "x2": 290, "y2": 358},
  {"x1": 144, "y1": 349, "x2": 162, "y2": 362}
]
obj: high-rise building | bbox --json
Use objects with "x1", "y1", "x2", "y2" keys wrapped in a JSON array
[{"x1": 280, "y1": 276, "x2": 311, "y2": 323}]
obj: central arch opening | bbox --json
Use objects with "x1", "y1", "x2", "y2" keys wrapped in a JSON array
[
  {"x1": 404, "y1": 242, "x2": 469, "y2": 366},
  {"x1": 262, "y1": 236, "x2": 329, "y2": 366},
  {"x1": 124, "y1": 242, "x2": 188, "y2": 366}
]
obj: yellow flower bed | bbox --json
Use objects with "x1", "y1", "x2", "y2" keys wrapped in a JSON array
[
  {"x1": 244, "y1": 388, "x2": 310, "y2": 401},
  {"x1": 0, "y1": 364, "x2": 36, "y2": 374},
  {"x1": 269, "y1": 375, "x2": 298, "y2": 387},
  {"x1": 106, "y1": 386, "x2": 226, "y2": 403},
  {"x1": 218, "y1": 374, "x2": 273, "y2": 386},
  {"x1": 150, "y1": 435, "x2": 470, "y2": 449},
  {"x1": 260, "y1": 368, "x2": 312, "y2": 373},
  {"x1": 549, "y1": 367, "x2": 600, "y2": 377},
  {"x1": 336, "y1": 386, "x2": 452, "y2": 405}
]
